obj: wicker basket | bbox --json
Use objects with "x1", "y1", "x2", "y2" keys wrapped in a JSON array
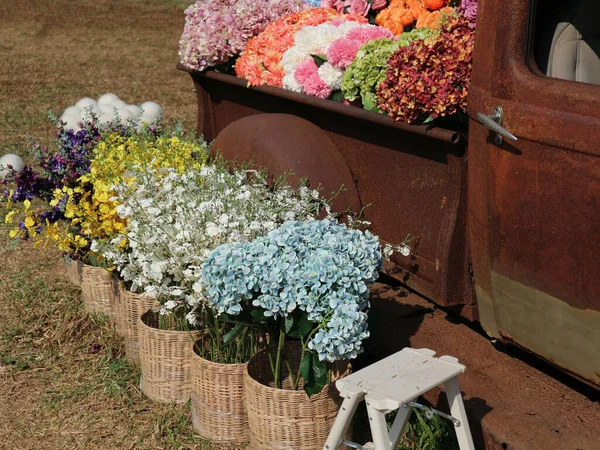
[
  {"x1": 117, "y1": 284, "x2": 158, "y2": 364},
  {"x1": 64, "y1": 258, "x2": 82, "y2": 286},
  {"x1": 139, "y1": 309, "x2": 202, "y2": 403},
  {"x1": 80, "y1": 264, "x2": 117, "y2": 317},
  {"x1": 244, "y1": 342, "x2": 350, "y2": 450},
  {"x1": 191, "y1": 339, "x2": 249, "y2": 444}
]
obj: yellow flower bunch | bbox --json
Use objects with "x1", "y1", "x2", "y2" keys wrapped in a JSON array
[
  {"x1": 55, "y1": 133, "x2": 208, "y2": 248},
  {"x1": 86, "y1": 133, "x2": 207, "y2": 184}
]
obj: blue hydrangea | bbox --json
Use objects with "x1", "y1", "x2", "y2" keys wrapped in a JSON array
[
  {"x1": 201, "y1": 219, "x2": 382, "y2": 362},
  {"x1": 303, "y1": 0, "x2": 322, "y2": 6}
]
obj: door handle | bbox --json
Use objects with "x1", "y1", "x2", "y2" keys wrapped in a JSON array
[{"x1": 476, "y1": 106, "x2": 518, "y2": 145}]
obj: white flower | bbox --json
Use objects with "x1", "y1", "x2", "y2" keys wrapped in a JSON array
[
  {"x1": 318, "y1": 63, "x2": 343, "y2": 91},
  {"x1": 206, "y1": 222, "x2": 221, "y2": 237},
  {"x1": 164, "y1": 300, "x2": 177, "y2": 310},
  {"x1": 115, "y1": 204, "x2": 132, "y2": 218}
]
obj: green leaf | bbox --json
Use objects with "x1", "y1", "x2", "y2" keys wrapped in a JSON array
[
  {"x1": 423, "y1": 116, "x2": 435, "y2": 124},
  {"x1": 250, "y1": 308, "x2": 267, "y2": 324},
  {"x1": 284, "y1": 315, "x2": 294, "y2": 334},
  {"x1": 223, "y1": 323, "x2": 244, "y2": 344},
  {"x1": 297, "y1": 314, "x2": 313, "y2": 339},
  {"x1": 286, "y1": 311, "x2": 314, "y2": 339},
  {"x1": 299, "y1": 352, "x2": 312, "y2": 384},
  {"x1": 303, "y1": 353, "x2": 327, "y2": 397},
  {"x1": 311, "y1": 54, "x2": 328, "y2": 68},
  {"x1": 362, "y1": 94, "x2": 377, "y2": 112},
  {"x1": 329, "y1": 91, "x2": 346, "y2": 103}
]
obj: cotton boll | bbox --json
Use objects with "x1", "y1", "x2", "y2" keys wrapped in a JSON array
[
  {"x1": 99, "y1": 103, "x2": 119, "y2": 122},
  {"x1": 75, "y1": 97, "x2": 97, "y2": 110},
  {"x1": 127, "y1": 104, "x2": 141, "y2": 119},
  {"x1": 61, "y1": 105, "x2": 82, "y2": 119},
  {"x1": 60, "y1": 108, "x2": 82, "y2": 131},
  {"x1": 97, "y1": 93, "x2": 121, "y2": 106},
  {"x1": 0, "y1": 154, "x2": 25, "y2": 180},
  {"x1": 98, "y1": 111, "x2": 114, "y2": 126},
  {"x1": 116, "y1": 105, "x2": 136, "y2": 125},
  {"x1": 139, "y1": 101, "x2": 162, "y2": 123},
  {"x1": 81, "y1": 102, "x2": 101, "y2": 122},
  {"x1": 112, "y1": 99, "x2": 126, "y2": 110}
]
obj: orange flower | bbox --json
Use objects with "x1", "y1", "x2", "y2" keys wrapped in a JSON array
[
  {"x1": 422, "y1": 0, "x2": 449, "y2": 11},
  {"x1": 405, "y1": 0, "x2": 427, "y2": 20},
  {"x1": 376, "y1": 0, "x2": 431, "y2": 36},
  {"x1": 416, "y1": 6, "x2": 454, "y2": 29}
]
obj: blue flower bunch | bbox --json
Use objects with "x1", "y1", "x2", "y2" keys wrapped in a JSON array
[{"x1": 201, "y1": 219, "x2": 382, "y2": 362}]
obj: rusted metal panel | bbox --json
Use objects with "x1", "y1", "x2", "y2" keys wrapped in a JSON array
[
  {"x1": 211, "y1": 114, "x2": 363, "y2": 214},
  {"x1": 182, "y1": 68, "x2": 476, "y2": 314},
  {"x1": 468, "y1": 0, "x2": 600, "y2": 388}
]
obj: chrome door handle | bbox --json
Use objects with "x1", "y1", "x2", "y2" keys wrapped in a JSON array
[{"x1": 476, "y1": 106, "x2": 518, "y2": 145}]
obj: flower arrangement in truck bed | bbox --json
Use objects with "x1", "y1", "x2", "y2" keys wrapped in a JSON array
[
  {"x1": 200, "y1": 219, "x2": 382, "y2": 394},
  {"x1": 99, "y1": 162, "x2": 334, "y2": 327},
  {"x1": 235, "y1": 8, "x2": 367, "y2": 87},
  {"x1": 282, "y1": 22, "x2": 393, "y2": 99},
  {"x1": 377, "y1": 14, "x2": 474, "y2": 124},
  {"x1": 178, "y1": 0, "x2": 308, "y2": 73}
]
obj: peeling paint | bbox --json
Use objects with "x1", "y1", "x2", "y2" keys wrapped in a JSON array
[{"x1": 491, "y1": 272, "x2": 600, "y2": 386}]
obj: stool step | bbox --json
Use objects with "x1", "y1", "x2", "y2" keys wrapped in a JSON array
[{"x1": 337, "y1": 348, "x2": 465, "y2": 410}]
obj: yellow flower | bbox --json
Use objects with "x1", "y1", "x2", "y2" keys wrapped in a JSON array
[
  {"x1": 4, "y1": 210, "x2": 16, "y2": 224},
  {"x1": 23, "y1": 199, "x2": 31, "y2": 210},
  {"x1": 24, "y1": 216, "x2": 35, "y2": 228}
]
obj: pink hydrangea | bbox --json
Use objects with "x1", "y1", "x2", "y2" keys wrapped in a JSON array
[{"x1": 328, "y1": 24, "x2": 393, "y2": 69}]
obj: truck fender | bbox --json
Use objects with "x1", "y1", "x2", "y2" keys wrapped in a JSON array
[{"x1": 211, "y1": 113, "x2": 362, "y2": 214}]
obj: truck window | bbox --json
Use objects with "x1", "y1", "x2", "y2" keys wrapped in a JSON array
[{"x1": 531, "y1": 0, "x2": 600, "y2": 86}]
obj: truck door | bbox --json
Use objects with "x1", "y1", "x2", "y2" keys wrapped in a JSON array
[{"x1": 467, "y1": 0, "x2": 600, "y2": 387}]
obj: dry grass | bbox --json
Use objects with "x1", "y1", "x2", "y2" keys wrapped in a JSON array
[{"x1": 0, "y1": 1, "x2": 231, "y2": 448}]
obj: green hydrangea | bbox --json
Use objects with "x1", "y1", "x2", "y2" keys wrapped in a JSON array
[{"x1": 341, "y1": 27, "x2": 439, "y2": 112}]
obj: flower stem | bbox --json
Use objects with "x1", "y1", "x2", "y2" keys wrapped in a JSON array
[{"x1": 273, "y1": 326, "x2": 286, "y2": 389}]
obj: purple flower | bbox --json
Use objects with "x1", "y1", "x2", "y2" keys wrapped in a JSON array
[
  {"x1": 90, "y1": 344, "x2": 102, "y2": 353},
  {"x1": 457, "y1": 0, "x2": 478, "y2": 27}
]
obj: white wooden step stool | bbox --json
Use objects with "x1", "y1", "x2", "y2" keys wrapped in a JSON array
[{"x1": 324, "y1": 348, "x2": 475, "y2": 450}]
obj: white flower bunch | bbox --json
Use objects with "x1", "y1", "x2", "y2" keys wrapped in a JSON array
[{"x1": 99, "y1": 164, "x2": 332, "y2": 323}]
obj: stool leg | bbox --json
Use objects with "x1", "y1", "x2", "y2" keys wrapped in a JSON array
[
  {"x1": 365, "y1": 402, "x2": 394, "y2": 450},
  {"x1": 324, "y1": 388, "x2": 364, "y2": 450},
  {"x1": 444, "y1": 377, "x2": 475, "y2": 450},
  {"x1": 388, "y1": 403, "x2": 412, "y2": 448}
]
